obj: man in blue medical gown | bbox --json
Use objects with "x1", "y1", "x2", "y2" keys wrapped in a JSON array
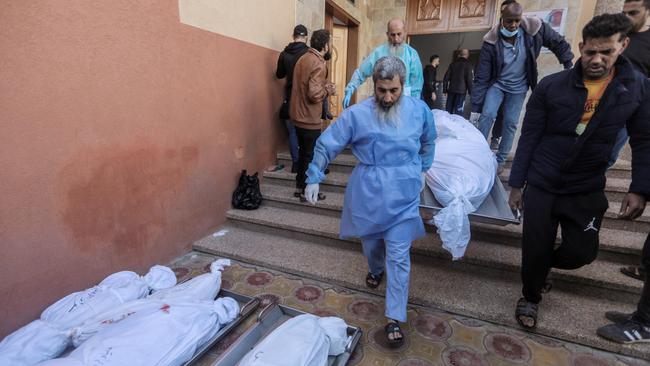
[{"x1": 304, "y1": 56, "x2": 436, "y2": 347}]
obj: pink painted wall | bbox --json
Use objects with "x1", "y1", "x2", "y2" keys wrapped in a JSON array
[{"x1": 0, "y1": 1, "x2": 285, "y2": 336}]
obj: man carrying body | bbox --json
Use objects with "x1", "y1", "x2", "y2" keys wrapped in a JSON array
[
  {"x1": 304, "y1": 56, "x2": 435, "y2": 347},
  {"x1": 471, "y1": 0, "x2": 573, "y2": 174},
  {"x1": 276, "y1": 25, "x2": 309, "y2": 174},
  {"x1": 342, "y1": 19, "x2": 423, "y2": 108},
  {"x1": 422, "y1": 54, "x2": 440, "y2": 109},
  {"x1": 508, "y1": 13, "x2": 650, "y2": 330},
  {"x1": 443, "y1": 49, "x2": 473, "y2": 116},
  {"x1": 290, "y1": 29, "x2": 336, "y2": 201}
]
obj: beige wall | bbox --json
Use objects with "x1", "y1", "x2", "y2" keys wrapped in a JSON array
[{"x1": 179, "y1": 0, "x2": 295, "y2": 51}]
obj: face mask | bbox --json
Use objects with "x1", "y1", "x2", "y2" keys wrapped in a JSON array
[
  {"x1": 500, "y1": 26, "x2": 518, "y2": 38},
  {"x1": 324, "y1": 51, "x2": 332, "y2": 61}
]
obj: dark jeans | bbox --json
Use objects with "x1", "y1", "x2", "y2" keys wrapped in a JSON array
[
  {"x1": 295, "y1": 125, "x2": 321, "y2": 190},
  {"x1": 634, "y1": 233, "x2": 650, "y2": 325},
  {"x1": 445, "y1": 92, "x2": 466, "y2": 116},
  {"x1": 521, "y1": 185, "x2": 609, "y2": 304}
]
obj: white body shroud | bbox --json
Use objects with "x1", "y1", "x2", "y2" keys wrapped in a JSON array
[
  {"x1": 71, "y1": 259, "x2": 231, "y2": 346},
  {"x1": 0, "y1": 265, "x2": 176, "y2": 366},
  {"x1": 38, "y1": 298, "x2": 239, "y2": 366},
  {"x1": 239, "y1": 314, "x2": 349, "y2": 366},
  {"x1": 425, "y1": 110, "x2": 497, "y2": 259}
]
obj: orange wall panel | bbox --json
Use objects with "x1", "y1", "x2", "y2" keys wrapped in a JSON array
[{"x1": 0, "y1": 0, "x2": 285, "y2": 336}]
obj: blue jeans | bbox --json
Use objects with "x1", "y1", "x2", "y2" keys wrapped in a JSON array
[
  {"x1": 283, "y1": 119, "x2": 299, "y2": 163},
  {"x1": 608, "y1": 127, "x2": 628, "y2": 168},
  {"x1": 478, "y1": 85, "x2": 527, "y2": 164}
]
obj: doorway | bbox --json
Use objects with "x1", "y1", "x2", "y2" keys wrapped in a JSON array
[{"x1": 325, "y1": 0, "x2": 359, "y2": 126}]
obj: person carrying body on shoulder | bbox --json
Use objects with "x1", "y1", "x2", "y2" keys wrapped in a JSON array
[
  {"x1": 342, "y1": 19, "x2": 423, "y2": 108},
  {"x1": 507, "y1": 13, "x2": 650, "y2": 332},
  {"x1": 304, "y1": 56, "x2": 436, "y2": 347},
  {"x1": 471, "y1": 0, "x2": 573, "y2": 175}
]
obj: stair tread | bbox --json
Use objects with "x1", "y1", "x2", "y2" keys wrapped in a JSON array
[
  {"x1": 226, "y1": 204, "x2": 644, "y2": 293},
  {"x1": 193, "y1": 225, "x2": 648, "y2": 359}
]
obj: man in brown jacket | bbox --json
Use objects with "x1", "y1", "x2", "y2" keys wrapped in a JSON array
[{"x1": 290, "y1": 29, "x2": 336, "y2": 201}]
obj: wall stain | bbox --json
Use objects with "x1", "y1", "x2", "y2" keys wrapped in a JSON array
[{"x1": 60, "y1": 144, "x2": 199, "y2": 254}]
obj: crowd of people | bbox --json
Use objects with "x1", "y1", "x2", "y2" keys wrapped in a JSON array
[{"x1": 275, "y1": 0, "x2": 650, "y2": 348}]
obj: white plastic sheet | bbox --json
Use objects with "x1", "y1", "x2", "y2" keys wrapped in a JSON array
[
  {"x1": 147, "y1": 259, "x2": 230, "y2": 301},
  {"x1": 425, "y1": 110, "x2": 497, "y2": 259},
  {"x1": 0, "y1": 265, "x2": 176, "y2": 366},
  {"x1": 46, "y1": 298, "x2": 239, "y2": 366},
  {"x1": 239, "y1": 314, "x2": 348, "y2": 366}
]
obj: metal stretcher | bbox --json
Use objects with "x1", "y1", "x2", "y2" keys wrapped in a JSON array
[
  {"x1": 419, "y1": 175, "x2": 521, "y2": 225},
  {"x1": 209, "y1": 302, "x2": 363, "y2": 366},
  {"x1": 184, "y1": 289, "x2": 260, "y2": 365}
]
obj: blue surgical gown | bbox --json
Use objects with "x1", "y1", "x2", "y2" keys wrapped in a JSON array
[
  {"x1": 306, "y1": 96, "x2": 436, "y2": 243},
  {"x1": 345, "y1": 43, "x2": 424, "y2": 98}
]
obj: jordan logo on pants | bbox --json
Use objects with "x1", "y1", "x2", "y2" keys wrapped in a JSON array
[{"x1": 584, "y1": 217, "x2": 598, "y2": 232}]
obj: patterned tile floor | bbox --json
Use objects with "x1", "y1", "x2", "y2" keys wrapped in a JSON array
[{"x1": 170, "y1": 252, "x2": 648, "y2": 366}]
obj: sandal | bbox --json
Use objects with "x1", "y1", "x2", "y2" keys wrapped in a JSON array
[
  {"x1": 515, "y1": 297, "x2": 538, "y2": 329},
  {"x1": 300, "y1": 193, "x2": 326, "y2": 202},
  {"x1": 621, "y1": 265, "x2": 645, "y2": 281},
  {"x1": 541, "y1": 275, "x2": 553, "y2": 294},
  {"x1": 385, "y1": 321, "x2": 404, "y2": 348},
  {"x1": 365, "y1": 272, "x2": 384, "y2": 289}
]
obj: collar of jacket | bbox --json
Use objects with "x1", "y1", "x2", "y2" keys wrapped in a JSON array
[
  {"x1": 483, "y1": 16, "x2": 542, "y2": 45},
  {"x1": 307, "y1": 47, "x2": 325, "y2": 61},
  {"x1": 569, "y1": 55, "x2": 637, "y2": 88}
]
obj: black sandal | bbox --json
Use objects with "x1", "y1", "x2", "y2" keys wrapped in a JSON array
[
  {"x1": 365, "y1": 272, "x2": 383, "y2": 289},
  {"x1": 385, "y1": 321, "x2": 404, "y2": 348},
  {"x1": 299, "y1": 193, "x2": 326, "y2": 202},
  {"x1": 515, "y1": 297, "x2": 538, "y2": 329},
  {"x1": 541, "y1": 275, "x2": 553, "y2": 294},
  {"x1": 621, "y1": 265, "x2": 645, "y2": 281}
]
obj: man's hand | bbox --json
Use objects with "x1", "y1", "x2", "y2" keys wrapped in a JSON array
[
  {"x1": 325, "y1": 83, "x2": 337, "y2": 96},
  {"x1": 469, "y1": 112, "x2": 481, "y2": 126},
  {"x1": 343, "y1": 90, "x2": 352, "y2": 108},
  {"x1": 509, "y1": 188, "x2": 523, "y2": 212},
  {"x1": 304, "y1": 183, "x2": 320, "y2": 205},
  {"x1": 431, "y1": 93, "x2": 437, "y2": 102},
  {"x1": 619, "y1": 192, "x2": 647, "y2": 220}
]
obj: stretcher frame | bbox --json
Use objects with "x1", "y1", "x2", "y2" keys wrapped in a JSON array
[
  {"x1": 183, "y1": 289, "x2": 260, "y2": 365},
  {"x1": 419, "y1": 175, "x2": 521, "y2": 225},
  {"x1": 209, "y1": 301, "x2": 363, "y2": 366}
]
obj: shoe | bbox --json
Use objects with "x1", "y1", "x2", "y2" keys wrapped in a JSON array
[
  {"x1": 324, "y1": 168, "x2": 330, "y2": 175},
  {"x1": 597, "y1": 321, "x2": 650, "y2": 344},
  {"x1": 605, "y1": 311, "x2": 635, "y2": 324},
  {"x1": 621, "y1": 265, "x2": 646, "y2": 281},
  {"x1": 490, "y1": 137, "x2": 500, "y2": 150},
  {"x1": 291, "y1": 162, "x2": 298, "y2": 174}
]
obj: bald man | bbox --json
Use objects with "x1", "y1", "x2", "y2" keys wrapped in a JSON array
[
  {"x1": 443, "y1": 49, "x2": 473, "y2": 116},
  {"x1": 342, "y1": 19, "x2": 423, "y2": 108}
]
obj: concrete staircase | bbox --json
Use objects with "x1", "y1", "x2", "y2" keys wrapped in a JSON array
[{"x1": 193, "y1": 150, "x2": 650, "y2": 360}]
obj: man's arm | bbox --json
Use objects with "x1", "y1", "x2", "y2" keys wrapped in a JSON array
[
  {"x1": 408, "y1": 49, "x2": 424, "y2": 97},
  {"x1": 471, "y1": 43, "x2": 494, "y2": 112},
  {"x1": 465, "y1": 63, "x2": 474, "y2": 95},
  {"x1": 626, "y1": 78, "x2": 650, "y2": 201},
  {"x1": 508, "y1": 78, "x2": 550, "y2": 189},
  {"x1": 306, "y1": 109, "x2": 354, "y2": 185},
  {"x1": 442, "y1": 67, "x2": 450, "y2": 94},
  {"x1": 423, "y1": 66, "x2": 434, "y2": 94},
  {"x1": 419, "y1": 103, "x2": 437, "y2": 171},
  {"x1": 276, "y1": 53, "x2": 286, "y2": 79},
  {"x1": 540, "y1": 22, "x2": 574, "y2": 69},
  {"x1": 307, "y1": 62, "x2": 329, "y2": 104},
  {"x1": 344, "y1": 48, "x2": 379, "y2": 96}
]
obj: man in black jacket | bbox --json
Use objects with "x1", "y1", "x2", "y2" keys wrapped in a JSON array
[
  {"x1": 443, "y1": 49, "x2": 473, "y2": 116},
  {"x1": 276, "y1": 25, "x2": 309, "y2": 174},
  {"x1": 508, "y1": 13, "x2": 650, "y2": 330},
  {"x1": 422, "y1": 54, "x2": 439, "y2": 109}
]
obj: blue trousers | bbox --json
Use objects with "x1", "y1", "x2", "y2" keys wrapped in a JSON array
[
  {"x1": 477, "y1": 85, "x2": 527, "y2": 164},
  {"x1": 361, "y1": 236, "x2": 411, "y2": 322},
  {"x1": 283, "y1": 119, "x2": 299, "y2": 164},
  {"x1": 608, "y1": 127, "x2": 628, "y2": 168}
]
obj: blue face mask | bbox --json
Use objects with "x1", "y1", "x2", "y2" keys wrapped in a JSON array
[{"x1": 500, "y1": 26, "x2": 519, "y2": 38}]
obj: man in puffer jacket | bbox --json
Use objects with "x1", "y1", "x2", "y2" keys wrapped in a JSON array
[{"x1": 471, "y1": 0, "x2": 573, "y2": 174}]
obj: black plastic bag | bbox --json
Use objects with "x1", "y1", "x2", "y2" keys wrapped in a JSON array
[{"x1": 232, "y1": 170, "x2": 262, "y2": 210}]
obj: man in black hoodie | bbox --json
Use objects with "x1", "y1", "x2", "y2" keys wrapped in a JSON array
[
  {"x1": 443, "y1": 49, "x2": 473, "y2": 116},
  {"x1": 276, "y1": 25, "x2": 309, "y2": 173}
]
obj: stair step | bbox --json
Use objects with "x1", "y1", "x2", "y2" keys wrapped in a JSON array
[
  {"x1": 192, "y1": 224, "x2": 649, "y2": 360},
  {"x1": 260, "y1": 183, "x2": 648, "y2": 258},
  {"x1": 225, "y1": 204, "x2": 644, "y2": 297}
]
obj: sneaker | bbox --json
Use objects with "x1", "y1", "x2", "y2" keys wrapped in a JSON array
[
  {"x1": 605, "y1": 311, "x2": 635, "y2": 324},
  {"x1": 597, "y1": 321, "x2": 650, "y2": 344},
  {"x1": 490, "y1": 137, "x2": 501, "y2": 151}
]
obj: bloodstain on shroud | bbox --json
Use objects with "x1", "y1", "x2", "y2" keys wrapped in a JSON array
[{"x1": 59, "y1": 144, "x2": 199, "y2": 255}]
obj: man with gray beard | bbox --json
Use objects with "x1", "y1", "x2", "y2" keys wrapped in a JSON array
[
  {"x1": 304, "y1": 56, "x2": 436, "y2": 347},
  {"x1": 342, "y1": 19, "x2": 424, "y2": 108}
]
